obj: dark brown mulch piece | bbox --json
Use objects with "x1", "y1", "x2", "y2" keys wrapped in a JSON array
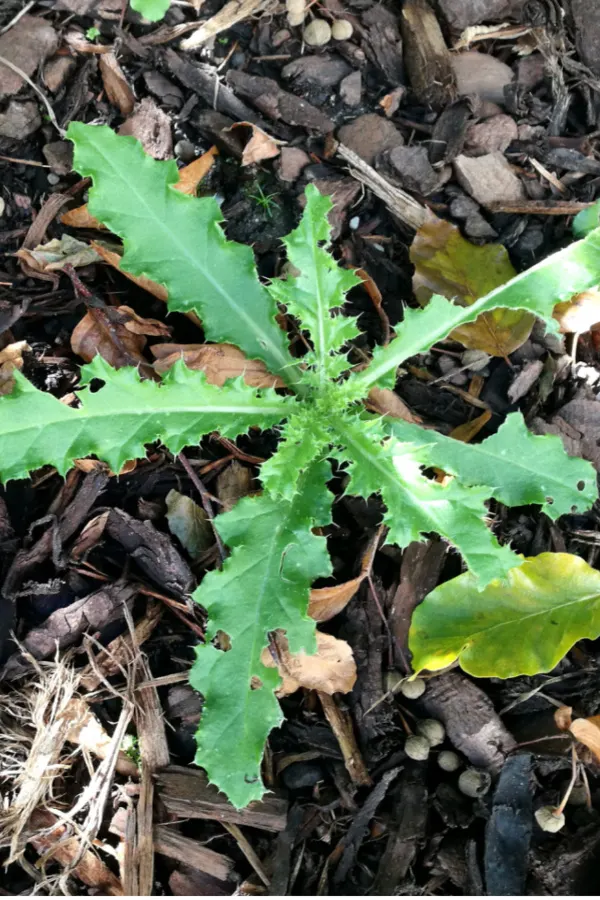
[
  {"x1": 332, "y1": 765, "x2": 402, "y2": 888},
  {"x1": 399, "y1": 0, "x2": 457, "y2": 111},
  {"x1": 226, "y1": 70, "x2": 334, "y2": 135},
  {"x1": 389, "y1": 539, "x2": 446, "y2": 670},
  {"x1": 484, "y1": 753, "x2": 533, "y2": 896},
  {"x1": 164, "y1": 49, "x2": 286, "y2": 138},
  {"x1": 155, "y1": 765, "x2": 287, "y2": 831},
  {"x1": 420, "y1": 671, "x2": 516, "y2": 774},
  {"x1": 1, "y1": 580, "x2": 137, "y2": 679},
  {"x1": 105, "y1": 508, "x2": 195, "y2": 598},
  {"x1": 373, "y1": 763, "x2": 428, "y2": 895},
  {"x1": 2, "y1": 469, "x2": 110, "y2": 599},
  {"x1": 361, "y1": 6, "x2": 403, "y2": 87},
  {"x1": 153, "y1": 824, "x2": 236, "y2": 884}
]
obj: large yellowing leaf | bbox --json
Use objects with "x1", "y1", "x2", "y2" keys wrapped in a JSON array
[
  {"x1": 411, "y1": 215, "x2": 532, "y2": 356},
  {"x1": 410, "y1": 553, "x2": 600, "y2": 678}
]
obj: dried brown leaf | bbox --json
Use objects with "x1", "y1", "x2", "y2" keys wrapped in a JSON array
[
  {"x1": 99, "y1": 52, "x2": 135, "y2": 116},
  {"x1": 0, "y1": 340, "x2": 29, "y2": 395},
  {"x1": 411, "y1": 213, "x2": 534, "y2": 356},
  {"x1": 71, "y1": 305, "x2": 170, "y2": 370},
  {"x1": 553, "y1": 289, "x2": 600, "y2": 335},
  {"x1": 29, "y1": 809, "x2": 123, "y2": 895},
  {"x1": 151, "y1": 342, "x2": 284, "y2": 388},
  {"x1": 16, "y1": 235, "x2": 101, "y2": 273},
  {"x1": 308, "y1": 530, "x2": 380, "y2": 622},
  {"x1": 61, "y1": 203, "x2": 105, "y2": 230},
  {"x1": 173, "y1": 146, "x2": 218, "y2": 195},
  {"x1": 262, "y1": 631, "x2": 357, "y2": 696},
  {"x1": 229, "y1": 122, "x2": 281, "y2": 166},
  {"x1": 367, "y1": 386, "x2": 422, "y2": 424},
  {"x1": 90, "y1": 241, "x2": 170, "y2": 304}
]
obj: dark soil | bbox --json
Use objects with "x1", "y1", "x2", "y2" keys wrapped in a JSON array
[{"x1": 1, "y1": 0, "x2": 600, "y2": 895}]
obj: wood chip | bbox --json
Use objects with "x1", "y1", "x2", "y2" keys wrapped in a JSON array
[{"x1": 156, "y1": 766, "x2": 288, "y2": 831}]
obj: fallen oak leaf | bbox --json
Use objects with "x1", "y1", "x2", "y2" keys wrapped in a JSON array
[
  {"x1": 151, "y1": 342, "x2": 285, "y2": 388},
  {"x1": 61, "y1": 203, "x2": 105, "y2": 230},
  {"x1": 366, "y1": 385, "x2": 422, "y2": 424},
  {"x1": 173, "y1": 145, "x2": 218, "y2": 195},
  {"x1": 411, "y1": 212, "x2": 534, "y2": 357},
  {"x1": 262, "y1": 630, "x2": 357, "y2": 696}
]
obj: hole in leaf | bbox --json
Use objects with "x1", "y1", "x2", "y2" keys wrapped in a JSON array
[
  {"x1": 571, "y1": 505, "x2": 578, "y2": 514},
  {"x1": 545, "y1": 496, "x2": 554, "y2": 505},
  {"x1": 251, "y1": 676, "x2": 263, "y2": 690},
  {"x1": 87, "y1": 377, "x2": 106, "y2": 393},
  {"x1": 577, "y1": 480, "x2": 585, "y2": 491}
]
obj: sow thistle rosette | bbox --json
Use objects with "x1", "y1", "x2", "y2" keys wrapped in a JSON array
[{"x1": 1, "y1": 123, "x2": 598, "y2": 807}]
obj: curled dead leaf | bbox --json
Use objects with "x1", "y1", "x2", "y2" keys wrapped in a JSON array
[
  {"x1": 553, "y1": 289, "x2": 600, "y2": 335},
  {"x1": 99, "y1": 52, "x2": 135, "y2": 116},
  {"x1": 71, "y1": 305, "x2": 170, "y2": 372},
  {"x1": 151, "y1": 342, "x2": 285, "y2": 388},
  {"x1": 0, "y1": 341, "x2": 30, "y2": 395},
  {"x1": 61, "y1": 203, "x2": 105, "y2": 230},
  {"x1": 262, "y1": 631, "x2": 357, "y2": 696},
  {"x1": 367, "y1": 386, "x2": 422, "y2": 424},
  {"x1": 570, "y1": 715, "x2": 600, "y2": 763},
  {"x1": 229, "y1": 122, "x2": 282, "y2": 167},
  {"x1": 308, "y1": 529, "x2": 381, "y2": 622},
  {"x1": 555, "y1": 705, "x2": 600, "y2": 763},
  {"x1": 15, "y1": 235, "x2": 101, "y2": 274},
  {"x1": 173, "y1": 146, "x2": 218, "y2": 195}
]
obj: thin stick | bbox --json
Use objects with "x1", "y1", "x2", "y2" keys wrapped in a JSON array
[
  {"x1": 178, "y1": 450, "x2": 227, "y2": 562},
  {"x1": 222, "y1": 822, "x2": 270, "y2": 887},
  {"x1": 0, "y1": 1, "x2": 36, "y2": 34},
  {"x1": 0, "y1": 53, "x2": 64, "y2": 137}
]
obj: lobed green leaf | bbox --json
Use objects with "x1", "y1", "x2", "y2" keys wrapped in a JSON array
[
  {"x1": 409, "y1": 553, "x2": 600, "y2": 678},
  {"x1": 191, "y1": 461, "x2": 333, "y2": 807},
  {"x1": 333, "y1": 413, "x2": 520, "y2": 586},
  {"x1": 0, "y1": 357, "x2": 294, "y2": 482},
  {"x1": 352, "y1": 227, "x2": 600, "y2": 390},
  {"x1": 268, "y1": 184, "x2": 361, "y2": 383},
  {"x1": 387, "y1": 413, "x2": 597, "y2": 519},
  {"x1": 66, "y1": 123, "x2": 299, "y2": 386}
]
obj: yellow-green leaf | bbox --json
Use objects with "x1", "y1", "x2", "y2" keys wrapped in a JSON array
[
  {"x1": 411, "y1": 214, "x2": 534, "y2": 356},
  {"x1": 410, "y1": 553, "x2": 600, "y2": 678}
]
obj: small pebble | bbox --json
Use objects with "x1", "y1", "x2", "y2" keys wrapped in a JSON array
[
  {"x1": 47, "y1": 172, "x2": 60, "y2": 186},
  {"x1": 458, "y1": 768, "x2": 491, "y2": 798},
  {"x1": 404, "y1": 735, "x2": 430, "y2": 761},
  {"x1": 281, "y1": 761, "x2": 324, "y2": 790},
  {"x1": 416, "y1": 718, "x2": 445, "y2": 747},
  {"x1": 438, "y1": 750, "x2": 461, "y2": 772},
  {"x1": 174, "y1": 139, "x2": 196, "y2": 162},
  {"x1": 349, "y1": 215, "x2": 360, "y2": 230},
  {"x1": 304, "y1": 18, "x2": 332, "y2": 46},
  {"x1": 535, "y1": 805, "x2": 565, "y2": 833},
  {"x1": 399, "y1": 677, "x2": 426, "y2": 700},
  {"x1": 0, "y1": 197, "x2": 5, "y2": 218},
  {"x1": 331, "y1": 18, "x2": 353, "y2": 40}
]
